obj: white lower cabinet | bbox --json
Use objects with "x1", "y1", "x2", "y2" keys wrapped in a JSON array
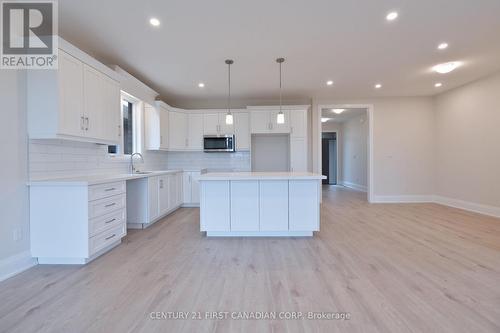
[
  {"x1": 200, "y1": 181, "x2": 231, "y2": 231},
  {"x1": 230, "y1": 181, "x2": 259, "y2": 231},
  {"x1": 289, "y1": 180, "x2": 319, "y2": 231},
  {"x1": 127, "y1": 172, "x2": 183, "y2": 229},
  {"x1": 259, "y1": 181, "x2": 289, "y2": 231},
  {"x1": 182, "y1": 171, "x2": 202, "y2": 206},
  {"x1": 200, "y1": 179, "x2": 320, "y2": 235},
  {"x1": 30, "y1": 181, "x2": 127, "y2": 264}
]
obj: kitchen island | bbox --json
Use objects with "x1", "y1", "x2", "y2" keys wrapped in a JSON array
[{"x1": 198, "y1": 172, "x2": 326, "y2": 237}]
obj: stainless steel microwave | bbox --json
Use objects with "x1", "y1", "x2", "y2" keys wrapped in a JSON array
[{"x1": 203, "y1": 135, "x2": 235, "y2": 152}]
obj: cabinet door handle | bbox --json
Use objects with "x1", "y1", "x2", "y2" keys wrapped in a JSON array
[
  {"x1": 160, "y1": 135, "x2": 163, "y2": 144},
  {"x1": 104, "y1": 188, "x2": 116, "y2": 192},
  {"x1": 105, "y1": 234, "x2": 116, "y2": 240},
  {"x1": 80, "y1": 116, "x2": 85, "y2": 130},
  {"x1": 105, "y1": 203, "x2": 116, "y2": 208},
  {"x1": 118, "y1": 125, "x2": 121, "y2": 137},
  {"x1": 85, "y1": 117, "x2": 89, "y2": 131},
  {"x1": 105, "y1": 218, "x2": 116, "y2": 224},
  {"x1": 290, "y1": 126, "x2": 294, "y2": 134}
]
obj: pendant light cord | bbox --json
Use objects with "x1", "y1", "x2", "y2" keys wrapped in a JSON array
[
  {"x1": 279, "y1": 60, "x2": 282, "y2": 113},
  {"x1": 228, "y1": 61, "x2": 231, "y2": 114}
]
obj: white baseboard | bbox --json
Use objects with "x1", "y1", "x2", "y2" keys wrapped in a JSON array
[
  {"x1": 340, "y1": 181, "x2": 367, "y2": 192},
  {"x1": 433, "y1": 195, "x2": 500, "y2": 219},
  {"x1": 372, "y1": 195, "x2": 434, "y2": 203},
  {"x1": 0, "y1": 251, "x2": 37, "y2": 282},
  {"x1": 371, "y1": 194, "x2": 500, "y2": 219}
]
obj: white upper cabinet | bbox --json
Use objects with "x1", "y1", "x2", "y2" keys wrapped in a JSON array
[
  {"x1": 290, "y1": 110, "x2": 307, "y2": 138},
  {"x1": 58, "y1": 51, "x2": 85, "y2": 138},
  {"x1": 203, "y1": 113, "x2": 219, "y2": 135},
  {"x1": 168, "y1": 110, "x2": 188, "y2": 150},
  {"x1": 249, "y1": 111, "x2": 271, "y2": 134},
  {"x1": 219, "y1": 113, "x2": 235, "y2": 135},
  {"x1": 83, "y1": 64, "x2": 121, "y2": 142},
  {"x1": 270, "y1": 110, "x2": 290, "y2": 133},
  {"x1": 234, "y1": 112, "x2": 250, "y2": 151},
  {"x1": 203, "y1": 112, "x2": 234, "y2": 135},
  {"x1": 187, "y1": 113, "x2": 204, "y2": 150},
  {"x1": 145, "y1": 102, "x2": 169, "y2": 150},
  {"x1": 27, "y1": 42, "x2": 121, "y2": 145},
  {"x1": 145, "y1": 108, "x2": 248, "y2": 152},
  {"x1": 250, "y1": 110, "x2": 290, "y2": 134}
]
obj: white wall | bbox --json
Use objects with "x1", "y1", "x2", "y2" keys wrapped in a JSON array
[
  {"x1": 434, "y1": 72, "x2": 500, "y2": 209},
  {"x1": 340, "y1": 115, "x2": 368, "y2": 190},
  {"x1": 313, "y1": 97, "x2": 436, "y2": 199},
  {"x1": 0, "y1": 71, "x2": 35, "y2": 279}
]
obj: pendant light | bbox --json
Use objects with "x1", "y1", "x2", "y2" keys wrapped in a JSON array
[
  {"x1": 225, "y1": 59, "x2": 234, "y2": 125},
  {"x1": 276, "y1": 58, "x2": 285, "y2": 124}
]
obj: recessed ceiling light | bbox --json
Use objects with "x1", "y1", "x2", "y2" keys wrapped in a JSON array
[
  {"x1": 437, "y1": 43, "x2": 449, "y2": 50},
  {"x1": 375, "y1": 83, "x2": 382, "y2": 89},
  {"x1": 332, "y1": 109, "x2": 345, "y2": 114},
  {"x1": 198, "y1": 82, "x2": 205, "y2": 88},
  {"x1": 386, "y1": 11, "x2": 398, "y2": 21},
  {"x1": 149, "y1": 18, "x2": 160, "y2": 27},
  {"x1": 435, "y1": 82, "x2": 443, "y2": 88},
  {"x1": 433, "y1": 61, "x2": 461, "y2": 74},
  {"x1": 326, "y1": 80, "x2": 334, "y2": 86},
  {"x1": 321, "y1": 117, "x2": 330, "y2": 123}
]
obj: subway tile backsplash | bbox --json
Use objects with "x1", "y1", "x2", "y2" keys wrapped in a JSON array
[
  {"x1": 28, "y1": 140, "x2": 167, "y2": 180},
  {"x1": 28, "y1": 140, "x2": 251, "y2": 180},
  {"x1": 165, "y1": 151, "x2": 251, "y2": 172}
]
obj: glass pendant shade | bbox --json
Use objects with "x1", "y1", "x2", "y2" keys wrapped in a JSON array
[
  {"x1": 277, "y1": 112, "x2": 285, "y2": 124},
  {"x1": 225, "y1": 113, "x2": 233, "y2": 125}
]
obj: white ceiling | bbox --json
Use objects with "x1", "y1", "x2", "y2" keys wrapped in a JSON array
[
  {"x1": 59, "y1": 0, "x2": 500, "y2": 107},
  {"x1": 321, "y1": 108, "x2": 366, "y2": 123}
]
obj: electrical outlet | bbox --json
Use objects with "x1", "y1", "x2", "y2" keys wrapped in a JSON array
[{"x1": 13, "y1": 228, "x2": 23, "y2": 242}]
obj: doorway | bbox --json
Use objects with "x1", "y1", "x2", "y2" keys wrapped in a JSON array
[
  {"x1": 319, "y1": 105, "x2": 372, "y2": 201},
  {"x1": 322, "y1": 132, "x2": 337, "y2": 185}
]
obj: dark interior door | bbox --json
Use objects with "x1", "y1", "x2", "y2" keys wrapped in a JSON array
[{"x1": 322, "y1": 132, "x2": 337, "y2": 185}]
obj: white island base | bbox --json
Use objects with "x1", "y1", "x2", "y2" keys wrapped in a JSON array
[{"x1": 199, "y1": 172, "x2": 326, "y2": 237}]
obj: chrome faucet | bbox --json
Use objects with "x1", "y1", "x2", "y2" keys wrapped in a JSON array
[{"x1": 130, "y1": 152, "x2": 144, "y2": 173}]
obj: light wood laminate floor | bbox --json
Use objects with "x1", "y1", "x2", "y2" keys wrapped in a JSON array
[{"x1": 1, "y1": 186, "x2": 499, "y2": 333}]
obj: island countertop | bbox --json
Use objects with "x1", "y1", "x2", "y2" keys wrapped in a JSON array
[{"x1": 198, "y1": 172, "x2": 326, "y2": 181}]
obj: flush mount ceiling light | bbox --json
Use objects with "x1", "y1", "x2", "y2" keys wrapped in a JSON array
[
  {"x1": 375, "y1": 83, "x2": 382, "y2": 89},
  {"x1": 225, "y1": 60, "x2": 234, "y2": 125},
  {"x1": 326, "y1": 80, "x2": 334, "y2": 86},
  {"x1": 433, "y1": 61, "x2": 461, "y2": 74},
  {"x1": 386, "y1": 11, "x2": 398, "y2": 21},
  {"x1": 435, "y1": 82, "x2": 443, "y2": 88},
  {"x1": 149, "y1": 18, "x2": 160, "y2": 27},
  {"x1": 276, "y1": 58, "x2": 286, "y2": 125},
  {"x1": 321, "y1": 118, "x2": 330, "y2": 123},
  {"x1": 198, "y1": 82, "x2": 205, "y2": 88},
  {"x1": 438, "y1": 42, "x2": 449, "y2": 50},
  {"x1": 332, "y1": 109, "x2": 345, "y2": 114}
]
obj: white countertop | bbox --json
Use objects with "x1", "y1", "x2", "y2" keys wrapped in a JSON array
[
  {"x1": 198, "y1": 172, "x2": 326, "y2": 181},
  {"x1": 28, "y1": 170, "x2": 183, "y2": 186}
]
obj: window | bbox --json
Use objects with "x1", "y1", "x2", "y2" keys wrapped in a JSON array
[{"x1": 108, "y1": 93, "x2": 141, "y2": 155}]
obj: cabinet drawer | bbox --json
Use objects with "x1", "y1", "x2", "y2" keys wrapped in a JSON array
[
  {"x1": 89, "y1": 209, "x2": 126, "y2": 237},
  {"x1": 89, "y1": 181, "x2": 125, "y2": 201},
  {"x1": 89, "y1": 224, "x2": 126, "y2": 256},
  {"x1": 89, "y1": 193, "x2": 126, "y2": 219}
]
